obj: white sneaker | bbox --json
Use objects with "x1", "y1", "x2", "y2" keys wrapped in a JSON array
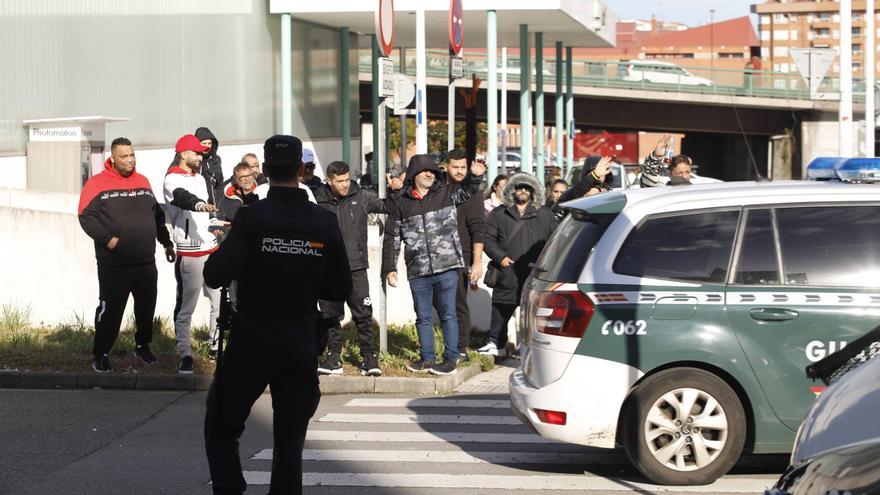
[{"x1": 476, "y1": 342, "x2": 499, "y2": 357}]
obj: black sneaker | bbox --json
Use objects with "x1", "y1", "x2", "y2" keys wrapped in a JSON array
[
  {"x1": 360, "y1": 353, "x2": 382, "y2": 377},
  {"x1": 430, "y1": 359, "x2": 458, "y2": 376},
  {"x1": 317, "y1": 352, "x2": 343, "y2": 375},
  {"x1": 178, "y1": 355, "x2": 194, "y2": 375},
  {"x1": 406, "y1": 358, "x2": 433, "y2": 373},
  {"x1": 135, "y1": 344, "x2": 157, "y2": 365},
  {"x1": 91, "y1": 354, "x2": 111, "y2": 373}
]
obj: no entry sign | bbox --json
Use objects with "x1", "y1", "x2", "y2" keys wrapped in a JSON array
[
  {"x1": 376, "y1": 0, "x2": 395, "y2": 57},
  {"x1": 448, "y1": 0, "x2": 463, "y2": 56}
]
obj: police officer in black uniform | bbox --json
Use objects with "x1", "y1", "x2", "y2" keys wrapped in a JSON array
[{"x1": 203, "y1": 135, "x2": 352, "y2": 495}]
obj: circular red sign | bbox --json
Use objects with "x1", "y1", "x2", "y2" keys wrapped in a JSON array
[
  {"x1": 448, "y1": 0, "x2": 463, "y2": 55},
  {"x1": 376, "y1": 0, "x2": 395, "y2": 57}
]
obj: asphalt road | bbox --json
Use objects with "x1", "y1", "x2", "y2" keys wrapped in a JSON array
[{"x1": 0, "y1": 376, "x2": 787, "y2": 494}]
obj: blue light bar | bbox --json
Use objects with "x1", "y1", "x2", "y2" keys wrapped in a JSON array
[
  {"x1": 836, "y1": 158, "x2": 880, "y2": 183},
  {"x1": 806, "y1": 157, "x2": 849, "y2": 180}
]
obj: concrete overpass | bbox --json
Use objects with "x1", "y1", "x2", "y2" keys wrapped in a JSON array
[{"x1": 360, "y1": 68, "x2": 866, "y2": 181}]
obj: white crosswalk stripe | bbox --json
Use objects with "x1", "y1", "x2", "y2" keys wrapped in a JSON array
[
  {"x1": 254, "y1": 448, "x2": 598, "y2": 464},
  {"x1": 244, "y1": 386, "x2": 779, "y2": 493},
  {"x1": 317, "y1": 413, "x2": 522, "y2": 425},
  {"x1": 242, "y1": 472, "x2": 773, "y2": 492}
]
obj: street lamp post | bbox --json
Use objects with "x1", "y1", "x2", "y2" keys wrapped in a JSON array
[{"x1": 710, "y1": 9, "x2": 715, "y2": 80}]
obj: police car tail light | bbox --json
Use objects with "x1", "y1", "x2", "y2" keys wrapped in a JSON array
[
  {"x1": 534, "y1": 291, "x2": 595, "y2": 339},
  {"x1": 534, "y1": 408, "x2": 567, "y2": 425}
]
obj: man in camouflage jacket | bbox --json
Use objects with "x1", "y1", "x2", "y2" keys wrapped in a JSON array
[{"x1": 382, "y1": 154, "x2": 486, "y2": 375}]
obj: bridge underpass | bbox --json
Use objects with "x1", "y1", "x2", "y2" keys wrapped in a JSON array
[{"x1": 360, "y1": 77, "x2": 854, "y2": 181}]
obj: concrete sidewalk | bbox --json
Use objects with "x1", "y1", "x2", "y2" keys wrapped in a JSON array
[
  {"x1": 455, "y1": 358, "x2": 517, "y2": 394},
  {"x1": 0, "y1": 362, "x2": 486, "y2": 395}
]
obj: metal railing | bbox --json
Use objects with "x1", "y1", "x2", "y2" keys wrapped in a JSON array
[{"x1": 358, "y1": 49, "x2": 869, "y2": 103}]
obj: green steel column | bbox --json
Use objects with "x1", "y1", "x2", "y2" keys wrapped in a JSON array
[
  {"x1": 341, "y1": 27, "x2": 351, "y2": 166},
  {"x1": 519, "y1": 24, "x2": 531, "y2": 173},
  {"x1": 371, "y1": 35, "x2": 380, "y2": 180},
  {"x1": 534, "y1": 32, "x2": 544, "y2": 182},
  {"x1": 487, "y1": 11, "x2": 499, "y2": 185},
  {"x1": 565, "y1": 46, "x2": 574, "y2": 176},
  {"x1": 281, "y1": 14, "x2": 292, "y2": 135},
  {"x1": 555, "y1": 42, "x2": 563, "y2": 178}
]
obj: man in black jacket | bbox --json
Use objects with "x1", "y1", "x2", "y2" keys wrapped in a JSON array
[
  {"x1": 195, "y1": 127, "x2": 225, "y2": 203},
  {"x1": 313, "y1": 161, "x2": 402, "y2": 376},
  {"x1": 478, "y1": 172, "x2": 558, "y2": 358},
  {"x1": 445, "y1": 149, "x2": 485, "y2": 361},
  {"x1": 78, "y1": 137, "x2": 175, "y2": 372},
  {"x1": 382, "y1": 154, "x2": 486, "y2": 375},
  {"x1": 204, "y1": 135, "x2": 351, "y2": 495}
]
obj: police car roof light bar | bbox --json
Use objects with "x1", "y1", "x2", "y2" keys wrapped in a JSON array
[{"x1": 806, "y1": 156, "x2": 880, "y2": 183}]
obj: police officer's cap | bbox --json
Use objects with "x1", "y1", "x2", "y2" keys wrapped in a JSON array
[{"x1": 264, "y1": 135, "x2": 303, "y2": 165}]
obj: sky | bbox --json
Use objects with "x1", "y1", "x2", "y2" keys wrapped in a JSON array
[{"x1": 605, "y1": 0, "x2": 758, "y2": 28}]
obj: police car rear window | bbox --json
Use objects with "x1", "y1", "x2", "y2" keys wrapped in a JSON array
[
  {"x1": 614, "y1": 209, "x2": 740, "y2": 283},
  {"x1": 533, "y1": 212, "x2": 617, "y2": 282}
]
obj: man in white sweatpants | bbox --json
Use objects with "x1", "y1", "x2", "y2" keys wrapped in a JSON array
[{"x1": 163, "y1": 134, "x2": 224, "y2": 375}]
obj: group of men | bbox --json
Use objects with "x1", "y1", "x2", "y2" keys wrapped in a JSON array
[
  {"x1": 76, "y1": 127, "x2": 699, "y2": 494},
  {"x1": 78, "y1": 129, "x2": 327, "y2": 375}
]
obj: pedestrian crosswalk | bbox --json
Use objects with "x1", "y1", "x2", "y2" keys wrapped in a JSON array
[{"x1": 240, "y1": 395, "x2": 780, "y2": 493}]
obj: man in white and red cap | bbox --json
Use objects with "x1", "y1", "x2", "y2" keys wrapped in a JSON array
[{"x1": 163, "y1": 134, "x2": 224, "y2": 375}]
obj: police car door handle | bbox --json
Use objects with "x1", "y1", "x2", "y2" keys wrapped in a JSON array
[{"x1": 749, "y1": 308, "x2": 799, "y2": 322}]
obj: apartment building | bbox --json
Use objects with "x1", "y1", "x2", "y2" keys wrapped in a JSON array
[{"x1": 753, "y1": 0, "x2": 880, "y2": 74}]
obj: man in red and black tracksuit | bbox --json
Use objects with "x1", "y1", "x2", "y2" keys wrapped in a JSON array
[{"x1": 78, "y1": 137, "x2": 176, "y2": 373}]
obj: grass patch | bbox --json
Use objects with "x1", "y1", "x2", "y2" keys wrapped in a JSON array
[
  {"x1": 0, "y1": 303, "x2": 494, "y2": 377},
  {"x1": 332, "y1": 322, "x2": 494, "y2": 377}
]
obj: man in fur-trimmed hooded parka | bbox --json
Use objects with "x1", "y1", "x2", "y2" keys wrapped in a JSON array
[{"x1": 477, "y1": 172, "x2": 558, "y2": 358}]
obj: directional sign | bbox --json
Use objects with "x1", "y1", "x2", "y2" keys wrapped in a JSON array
[
  {"x1": 791, "y1": 48, "x2": 837, "y2": 99},
  {"x1": 375, "y1": 0, "x2": 395, "y2": 58},
  {"x1": 448, "y1": 0, "x2": 463, "y2": 56}
]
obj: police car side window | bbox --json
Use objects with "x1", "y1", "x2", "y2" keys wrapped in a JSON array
[
  {"x1": 734, "y1": 209, "x2": 781, "y2": 285},
  {"x1": 775, "y1": 205, "x2": 880, "y2": 287},
  {"x1": 613, "y1": 209, "x2": 739, "y2": 283}
]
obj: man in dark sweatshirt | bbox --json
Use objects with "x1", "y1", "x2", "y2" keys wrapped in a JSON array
[
  {"x1": 445, "y1": 149, "x2": 485, "y2": 361},
  {"x1": 78, "y1": 137, "x2": 176, "y2": 372},
  {"x1": 195, "y1": 126, "x2": 225, "y2": 204}
]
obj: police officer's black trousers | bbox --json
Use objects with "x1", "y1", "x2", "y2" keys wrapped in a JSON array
[
  {"x1": 92, "y1": 262, "x2": 158, "y2": 356},
  {"x1": 319, "y1": 269, "x2": 373, "y2": 356},
  {"x1": 205, "y1": 324, "x2": 321, "y2": 495}
]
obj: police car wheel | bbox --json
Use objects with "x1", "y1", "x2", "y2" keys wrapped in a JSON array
[{"x1": 622, "y1": 368, "x2": 746, "y2": 486}]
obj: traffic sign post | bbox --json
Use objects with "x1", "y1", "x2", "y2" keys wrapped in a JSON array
[
  {"x1": 448, "y1": 0, "x2": 463, "y2": 151},
  {"x1": 375, "y1": 0, "x2": 395, "y2": 353}
]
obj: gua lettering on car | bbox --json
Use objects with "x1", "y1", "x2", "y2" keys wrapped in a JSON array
[{"x1": 261, "y1": 237, "x2": 324, "y2": 256}]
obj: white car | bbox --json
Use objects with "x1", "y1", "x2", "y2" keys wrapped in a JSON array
[{"x1": 621, "y1": 60, "x2": 714, "y2": 87}]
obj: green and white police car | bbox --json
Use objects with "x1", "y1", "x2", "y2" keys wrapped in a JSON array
[{"x1": 509, "y1": 167, "x2": 880, "y2": 486}]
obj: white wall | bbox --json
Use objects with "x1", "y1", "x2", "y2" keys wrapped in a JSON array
[
  {"x1": 0, "y1": 155, "x2": 27, "y2": 190},
  {"x1": 800, "y1": 119, "x2": 864, "y2": 175},
  {"x1": 0, "y1": 188, "x2": 492, "y2": 333}
]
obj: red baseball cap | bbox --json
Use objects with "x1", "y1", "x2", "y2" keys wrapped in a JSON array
[{"x1": 175, "y1": 134, "x2": 210, "y2": 153}]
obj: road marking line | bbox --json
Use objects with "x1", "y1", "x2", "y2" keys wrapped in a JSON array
[
  {"x1": 242, "y1": 472, "x2": 774, "y2": 492},
  {"x1": 252, "y1": 449, "x2": 604, "y2": 464},
  {"x1": 305, "y1": 430, "x2": 557, "y2": 443},
  {"x1": 316, "y1": 413, "x2": 521, "y2": 425},
  {"x1": 344, "y1": 398, "x2": 511, "y2": 408}
]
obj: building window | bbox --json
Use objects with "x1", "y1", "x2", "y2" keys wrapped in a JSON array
[
  {"x1": 774, "y1": 13, "x2": 787, "y2": 23},
  {"x1": 853, "y1": 61, "x2": 863, "y2": 71},
  {"x1": 853, "y1": 12, "x2": 864, "y2": 21},
  {"x1": 854, "y1": 44, "x2": 863, "y2": 55},
  {"x1": 718, "y1": 52, "x2": 744, "y2": 59},
  {"x1": 817, "y1": 12, "x2": 832, "y2": 21},
  {"x1": 773, "y1": 46, "x2": 790, "y2": 57},
  {"x1": 852, "y1": 27, "x2": 862, "y2": 36},
  {"x1": 814, "y1": 27, "x2": 831, "y2": 37}
]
